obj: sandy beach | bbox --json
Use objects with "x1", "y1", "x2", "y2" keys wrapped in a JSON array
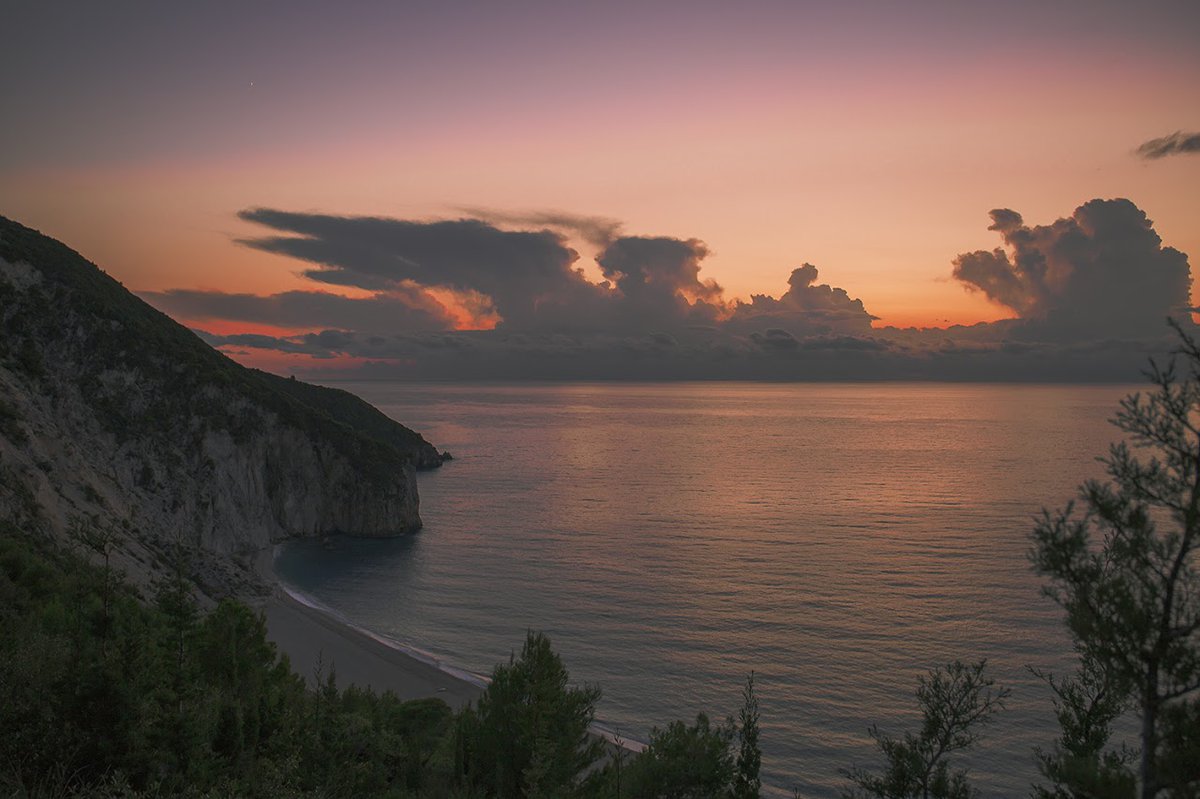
[
  {"x1": 255, "y1": 547, "x2": 484, "y2": 709},
  {"x1": 254, "y1": 545, "x2": 645, "y2": 754}
]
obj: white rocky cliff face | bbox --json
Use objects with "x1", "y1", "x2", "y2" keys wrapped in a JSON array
[{"x1": 0, "y1": 217, "x2": 440, "y2": 599}]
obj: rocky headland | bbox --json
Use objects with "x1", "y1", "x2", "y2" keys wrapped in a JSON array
[{"x1": 0, "y1": 215, "x2": 444, "y2": 600}]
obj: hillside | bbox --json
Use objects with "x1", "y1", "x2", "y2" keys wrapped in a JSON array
[{"x1": 0, "y1": 215, "x2": 445, "y2": 599}]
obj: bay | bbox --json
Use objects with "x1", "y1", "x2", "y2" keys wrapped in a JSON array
[{"x1": 275, "y1": 381, "x2": 1135, "y2": 797}]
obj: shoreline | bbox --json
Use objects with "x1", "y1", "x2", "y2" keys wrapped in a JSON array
[
  {"x1": 254, "y1": 544, "x2": 485, "y2": 708},
  {"x1": 253, "y1": 543, "x2": 646, "y2": 753}
]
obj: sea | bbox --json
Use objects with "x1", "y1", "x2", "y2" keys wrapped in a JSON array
[{"x1": 273, "y1": 381, "x2": 1138, "y2": 797}]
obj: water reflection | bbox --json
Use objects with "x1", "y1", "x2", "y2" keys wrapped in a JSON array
[{"x1": 277, "y1": 382, "x2": 1133, "y2": 797}]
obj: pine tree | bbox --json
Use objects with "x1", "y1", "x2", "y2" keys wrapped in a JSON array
[
  {"x1": 733, "y1": 671, "x2": 762, "y2": 799},
  {"x1": 623, "y1": 712, "x2": 734, "y2": 798},
  {"x1": 1029, "y1": 659, "x2": 1135, "y2": 798},
  {"x1": 463, "y1": 631, "x2": 604, "y2": 798},
  {"x1": 842, "y1": 659, "x2": 1008, "y2": 799},
  {"x1": 1032, "y1": 325, "x2": 1200, "y2": 798}
]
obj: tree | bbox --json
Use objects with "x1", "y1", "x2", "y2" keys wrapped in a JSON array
[
  {"x1": 841, "y1": 659, "x2": 1008, "y2": 799},
  {"x1": 462, "y1": 630, "x2": 605, "y2": 798},
  {"x1": 1032, "y1": 326, "x2": 1200, "y2": 798},
  {"x1": 70, "y1": 514, "x2": 124, "y2": 657},
  {"x1": 732, "y1": 672, "x2": 762, "y2": 799},
  {"x1": 623, "y1": 712, "x2": 734, "y2": 798},
  {"x1": 1030, "y1": 659, "x2": 1135, "y2": 798}
]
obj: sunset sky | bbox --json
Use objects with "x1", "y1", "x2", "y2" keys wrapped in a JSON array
[{"x1": 2, "y1": 1, "x2": 1198, "y2": 378}]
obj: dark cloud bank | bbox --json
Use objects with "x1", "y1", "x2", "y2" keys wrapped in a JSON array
[{"x1": 143, "y1": 198, "x2": 1193, "y2": 381}]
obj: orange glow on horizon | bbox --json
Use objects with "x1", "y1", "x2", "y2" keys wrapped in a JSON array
[{"x1": 185, "y1": 319, "x2": 318, "y2": 338}]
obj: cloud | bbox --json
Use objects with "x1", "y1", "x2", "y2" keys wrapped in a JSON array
[
  {"x1": 1136, "y1": 131, "x2": 1200, "y2": 159},
  {"x1": 159, "y1": 198, "x2": 1196, "y2": 381},
  {"x1": 950, "y1": 199, "x2": 1191, "y2": 340},
  {"x1": 196, "y1": 326, "x2": 909, "y2": 380},
  {"x1": 749, "y1": 328, "x2": 799, "y2": 351},
  {"x1": 596, "y1": 235, "x2": 726, "y2": 327},
  {"x1": 234, "y1": 209, "x2": 747, "y2": 335},
  {"x1": 455, "y1": 207, "x2": 623, "y2": 247},
  {"x1": 238, "y1": 209, "x2": 741, "y2": 334},
  {"x1": 237, "y1": 208, "x2": 608, "y2": 332},
  {"x1": 142, "y1": 287, "x2": 459, "y2": 332},
  {"x1": 728, "y1": 263, "x2": 876, "y2": 335},
  {"x1": 195, "y1": 322, "x2": 1168, "y2": 382}
]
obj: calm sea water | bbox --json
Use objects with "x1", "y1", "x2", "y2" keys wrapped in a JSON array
[{"x1": 275, "y1": 382, "x2": 1136, "y2": 797}]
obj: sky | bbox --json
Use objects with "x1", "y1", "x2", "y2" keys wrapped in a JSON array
[{"x1": 2, "y1": 0, "x2": 1199, "y2": 380}]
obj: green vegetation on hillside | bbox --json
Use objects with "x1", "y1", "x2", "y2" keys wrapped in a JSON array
[
  {"x1": 258, "y1": 371, "x2": 442, "y2": 469},
  {"x1": 0, "y1": 526, "x2": 763, "y2": 798},
  {"x1": 0, "y1": 526, "x2": 456, "y2": 798}
]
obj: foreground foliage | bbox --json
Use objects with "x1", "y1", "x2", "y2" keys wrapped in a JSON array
[
  {"x1": 841, "y1": 660, "x2": 1008, "y2": 799},
  {"x1": 0, "y1": 527, "x2": 458, "y2": 798},
  {"x1": 0, "y1": 527, "x2": 762, "y2": 798},
  {"x1": 1032, "y1": 326, "x2": 1200, "y2": 798},
  {"x1": 455, "y1": 630, "x2": 605, "y2": 798}
]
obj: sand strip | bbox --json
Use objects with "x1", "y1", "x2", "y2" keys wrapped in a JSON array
[
  {"x1": 254, "y1": 545, "x2": 645, "y2": 753},
  {"x1": 264, "y1": 589, "x2": 485, "y2": 708},
  {"x1": 255, "y1": 546, "x2": 483, "y2": 708}
]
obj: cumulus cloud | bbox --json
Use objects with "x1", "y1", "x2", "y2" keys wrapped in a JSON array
[
  {"x1": 143, "y1": 198, "x2": 1194, "y2": 382},
  {"x1": 596, "y1": 236, "x2": 726, "y2": 327},
  {"x1": 728, "y1": 263, "x2": 876, "y2": 335},
  {"x1": 951, "y1": 199, "x2": 1191, "y2": 339},
  {"x1": 1136, "y1": 131, "x2": 1200, "y2": 159}
]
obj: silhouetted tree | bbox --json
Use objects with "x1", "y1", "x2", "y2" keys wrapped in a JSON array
[
  {"x1": 70, "y1": 514, "x2": 123, "y2": 657},
  {"x1": 1030, "y1": 659, "x2": 1135, "y2": 798},
  {"x1": 463, "y1": 630, "x2": 605, "y2": 798},
  {"x1": 623, "y1": 712, "x2": 734, "y2": 799},
  {"x1": 1032, "y1": 324, "x2": 1200, "y2": 798},
  {"x1": 732, "y1": 672, "x2": 762, "y2": 799},
  {"x1": 841, "y1": 659, "x2": 1008, "y2": 799},
  {"x1": 611, "y1": 728, "x2": 629, "y2": 799}
]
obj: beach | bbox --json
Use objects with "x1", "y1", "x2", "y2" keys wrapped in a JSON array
[
  {"x1": 256, "y1": 543, "x2": 647, "y2": 756},
  {"x1": 255, "y1": 547, "x2": 485, "y2": 709}
]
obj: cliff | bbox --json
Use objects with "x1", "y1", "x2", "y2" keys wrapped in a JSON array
[{"x1": 0, "y1": 215, "x2": 443, "y2": 599}]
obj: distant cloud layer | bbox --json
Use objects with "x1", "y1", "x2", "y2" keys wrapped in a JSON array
[
  {"x1": 144, "y1": 198, "x2": 1194, "y2": 381},
  {"x1": 1136, "y1": 131, "x2": 1200, "y2": 159},
  {"x1": 145, "y1": 287, "x2": 459, "y2": 333}
]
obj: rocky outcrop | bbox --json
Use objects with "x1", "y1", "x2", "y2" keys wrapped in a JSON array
[{"x1": 0, "y1": 216, "x2": 441, "y2": 599}]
